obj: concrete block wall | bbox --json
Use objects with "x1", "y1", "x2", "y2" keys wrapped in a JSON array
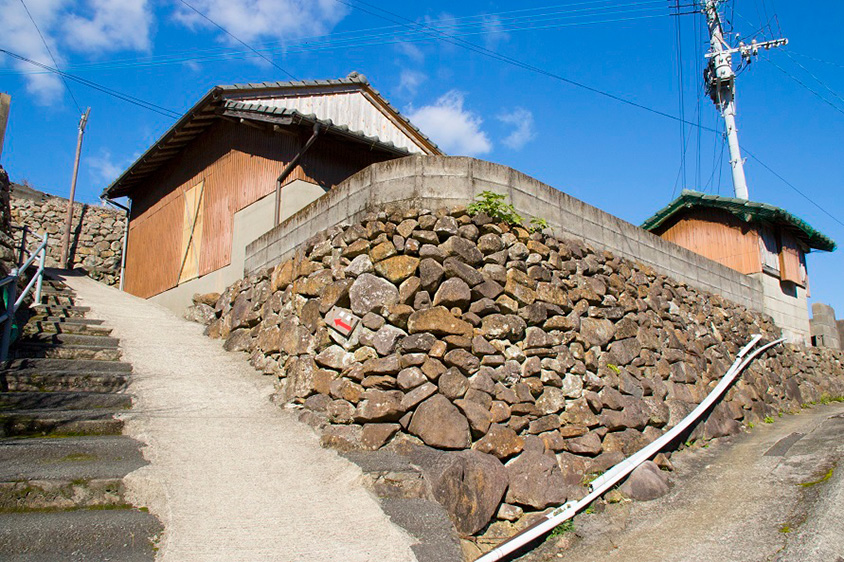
[
  {"x1": 245, "y1": 156, "x2": 765, "y2": 314},
  {"x1": 811, "y1": 302, "x2": 841, "y2": 350},
  {"x1": 750, "y1": 272, "x2": 811, "y2": 344}
]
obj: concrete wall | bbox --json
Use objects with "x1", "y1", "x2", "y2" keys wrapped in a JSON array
[
  {"x1": 838, "y1": 320, "x2": 844, "y2": 348},
  {"x1": 750, "y1": 272, "x2": 810, "y2": 345},
  {"x1": 811, "y1": 302, "x2": 841, "y2": 350},
  {"x1": 246, "y1": 156, "x2": 764, "y2": 313}
]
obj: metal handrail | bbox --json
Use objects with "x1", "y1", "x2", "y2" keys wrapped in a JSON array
[{"x1": 0, "y1": 232, "x2": 48, "y2": 362}]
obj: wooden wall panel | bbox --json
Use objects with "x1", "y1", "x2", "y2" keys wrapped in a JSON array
[
  {"x1": 655, "y1": 208, "x2": 762, "y2": 275},
  {"x1": 779, "y1": 231, "x2": 803, "y2": 286},
  {"x1": 123, "y1": 119, "x2": 396, "y2": 298}
]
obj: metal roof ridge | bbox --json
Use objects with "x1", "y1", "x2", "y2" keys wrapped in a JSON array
[{"x1": 641, "y1": 190, "x2": 836, "y2": 252}]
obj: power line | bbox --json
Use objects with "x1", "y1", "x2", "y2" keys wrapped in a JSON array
[
  {"x1": 0, "y1": 48, "x2": 179, "y2": 119},
  {"x1": 744, "y1": 148, "x2": 844, "y2": 229},
  {"x1": 17, "y1": 0, "x2": 82, "y2": 113},
  {"x1": 338, "y1": 0, "x2": 842, "y2": 229},
  {"x1": 673, "y1": 0, "x2": 687, "y2": 191},
  {"x1": 782, "y1": 49, "x2": 844, "y2": 108},
  {"x1": 333, "y1": 0, "x2": 714, "y2": 133},
  {"x1": 177, "y1": 0, "x2": 296, "y2": 80},
  {"x1": 763, "y1": 54, "x2": 844, "y2": 117},
  {"x1": 2, "y1": 3, "x2": 674, "y2": 76}
]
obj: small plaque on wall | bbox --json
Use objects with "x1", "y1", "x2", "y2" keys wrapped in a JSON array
[{"x1": 325, "y1": 307, "x2": 360, "y2": 338}]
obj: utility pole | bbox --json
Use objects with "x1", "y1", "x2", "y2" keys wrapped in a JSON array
[
  {"x1": 703, "y1": 0, "x2": 786, "y2": 200},
  {"x1": 60, "y1": 107, "x2": 90, "y2": 269},
  {"x1": 0, "y1": 93, "x2": 10, "y2": 161}
]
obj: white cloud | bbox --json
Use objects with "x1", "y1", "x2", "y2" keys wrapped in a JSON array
[
  {"x1": 63, "y1": 0, "x2": 153, "y2": 53},
  {"x1": 395, "y1": 41, "x2": 425, "y2": 64},
  {"x1": 498, "y1": 108, "x2": 536, "y2": 150},
  {"x1": 87, "y1": 148, "x2": 124, "y2": 184},
  {"x1": 0, "y1": 0, "x2": 68, "y2": 103},
  {"x1": 481, "y1": 15, "x2": 510, "y2": 50},
  {"x1": 408, "y1": 91, "x2": 492, "y2": 156},
  {"x1": 397, "y1": 69, "x2": 426, "y2": 97},
  {"x1": 0, "y1": 0, "x2": 154, "y2": 105},
  {"x1": 173, "y1": 0, "x2": 348, "y2": 44}
]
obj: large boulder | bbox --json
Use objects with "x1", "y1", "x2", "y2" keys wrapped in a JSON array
[
  {"x1": 409, "y1": 394, "x2": 471, "y2": 449},
  {"x1": 349, "y1": 273, "x2": 399, "y2": 316},
  {"x1": 505, "y1": 450, "x2": 568, "y2": 509},
  {"x1": 618, "y1": 460, "x2": 670, "y2": 501},
  {"x1": 429, "y1": 450, "x2": 509, "y2": 537}
]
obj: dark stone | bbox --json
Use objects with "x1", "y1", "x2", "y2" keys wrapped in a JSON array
[
  {"x1": 505, "y1": 450, "x2": 568, "y2": 509},
  {"x1": 408, "y1": 394, "x2": 471, "y2": 449},
  {"x1": 618, "y1": 460, "x2": 670, "y2": 501},
  {"x1": 428, "y1": 450, "x2": 509, "y2": 537}
]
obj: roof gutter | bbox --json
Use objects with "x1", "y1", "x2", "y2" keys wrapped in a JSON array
[
  {"x1": 101, "y1": 196, "x2": 131, "y2": 291},
  {"x1": 274, "y1": 122, "x2": 322, "y2": 227}
]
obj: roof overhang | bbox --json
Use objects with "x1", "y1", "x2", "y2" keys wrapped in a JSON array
[
  {"x1": 642, "y1": 189, "x2": 836, "y2": 252},
  {"x1": 102, "y1": 74, "x2": 442, "y2": 200}
]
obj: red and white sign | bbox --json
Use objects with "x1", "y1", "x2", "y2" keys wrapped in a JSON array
[{"x1": 325, "y1": 307, "x2": 359, "y2": 338}]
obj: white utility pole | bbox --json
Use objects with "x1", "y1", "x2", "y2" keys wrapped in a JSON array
[
  {"x1": 703, "y1": 0, "x2": 786, "y2": 200},
  {"x1": 60, "y1": 107, "x2": 91, "y2": 268}
]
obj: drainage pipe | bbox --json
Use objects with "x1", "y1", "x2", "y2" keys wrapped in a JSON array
[
  {"x1": 103, "y1": 197, "x2": 130, "y2": 291},
  {"x1": 273, "y1": 122, "x2": 322, "y2": 227},
  {"x1": 476, "y1": 334, "x2": 784, "y2": 562}
]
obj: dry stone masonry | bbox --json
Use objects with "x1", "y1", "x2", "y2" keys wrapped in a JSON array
[
  {"x1": 0, "y1": 167, "x2": 17, "y2": 275},
  {"x1": 192, "y1": 202, "x2": 844, "y2": 551},
  {"x1": 10, "y1": 183, "x2": 125, "y2": 285}
]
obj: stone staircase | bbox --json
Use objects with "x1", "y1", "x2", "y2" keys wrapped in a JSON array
[{"x1": 0, "y1": 276, "x2": 161, "y2": 560}]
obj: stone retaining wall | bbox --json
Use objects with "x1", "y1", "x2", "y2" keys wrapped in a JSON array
[
  {"x1": 10, "y1": 184, "x2": 125, "y2": 285},
  {"x1": 197, "y1": 203, "x2": 844, "y2": 552},
  {"x1": 0, "y1": 167, "x2": 17, "y2": 276}
]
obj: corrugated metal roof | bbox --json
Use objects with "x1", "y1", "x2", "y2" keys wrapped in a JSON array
[
  {"x1": 641, "y1": 189, "x2": 836, "y2": 252},
  {"x1": 102, "y1": 72, "x2": 442, "y2": 199},
  {"x1": 221, "y1": 100, "x2": 413, "y2": 156}
]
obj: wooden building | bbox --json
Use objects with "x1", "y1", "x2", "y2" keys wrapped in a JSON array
[
  {"x1": 102, "y1": 73, "x2": 442, "y2": 310},
  {"x1": 642, "y1": 190, "x2": 836, "y2": 343}
]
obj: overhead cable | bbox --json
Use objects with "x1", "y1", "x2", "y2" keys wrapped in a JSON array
[
  {"x1": 0, "y1": 48, "x2": 179, "y2": 119},
  {"x1": 17, "y1": 0, "x2": 82, "y2": 113},
  {"x1": 177, "y1": 0, "x2": 296, "y2": 80}
]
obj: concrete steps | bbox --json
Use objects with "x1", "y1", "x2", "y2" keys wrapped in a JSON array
[
  {"x1": 0, "y1": 275, "x2": 160, "y2": 558},
  {"x1": 24, "y1": 321, "x2": 112, "y2": 337},
  {"x1": 0, "y1": 409, "x2": 124, "y2": 438},
  {"x1": 0, "y1": 391, "x2": 132, "y2": 411},
  {"x1": 0, "y1": 510, "x2": 162, "y2": 561},
  {"x1": 1, "y1": 358, "x2": 132, "y2": 393}
]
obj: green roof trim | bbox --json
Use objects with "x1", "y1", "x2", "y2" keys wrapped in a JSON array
[{"x1": 641, "y1": 190, "x2": 836, "y2": 252}]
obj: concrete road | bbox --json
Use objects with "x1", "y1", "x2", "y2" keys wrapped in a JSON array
[
  {"x1": 64, "y1": 274, "x2": 417, "y2": 562},
  {"x1": 526, "y1": 402, "x2": 844, "y2": 562}
]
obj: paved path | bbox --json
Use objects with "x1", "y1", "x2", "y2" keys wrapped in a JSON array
[
  {"x1": 531, "y1": 402, "x2": 844, "y2": 562},
  {"x1": 64, "y1": 274, "x2": 417, "y2": 562}
]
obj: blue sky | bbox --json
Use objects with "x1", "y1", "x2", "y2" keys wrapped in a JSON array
[{"x1": 1, "y1": 0, "x2": 842, "y2": 315}]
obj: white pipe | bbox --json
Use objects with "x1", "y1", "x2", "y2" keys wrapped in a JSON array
[{"x1": 476, "y1": 334, "x2": 783, "y2": 562}]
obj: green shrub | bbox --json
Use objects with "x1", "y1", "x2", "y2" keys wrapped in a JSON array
[{"x1": 467, "y1": 191, "x2": 523, "y2": 227}]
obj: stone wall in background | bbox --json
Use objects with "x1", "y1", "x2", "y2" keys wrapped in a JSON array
[
  {"x1": 193, "y1": 202, "x2": 844, "y2": 552},
  {"x1": 9, "y1": 183, "x2": 125, "y2": 285},
  {"x1": 0, "y1": 167, "x2": 17, "y2": 276}
]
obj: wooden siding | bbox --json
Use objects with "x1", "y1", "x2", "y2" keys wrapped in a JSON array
[
  {"x1": 654, "y1": 208, "x2": 762, "y2": 275},
  {"x1": 124, "y1": 119, "x2": 393, "y2": 298},
  {"x1": 779, "y1": 230, "x2": 803, "y2": 286}
]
